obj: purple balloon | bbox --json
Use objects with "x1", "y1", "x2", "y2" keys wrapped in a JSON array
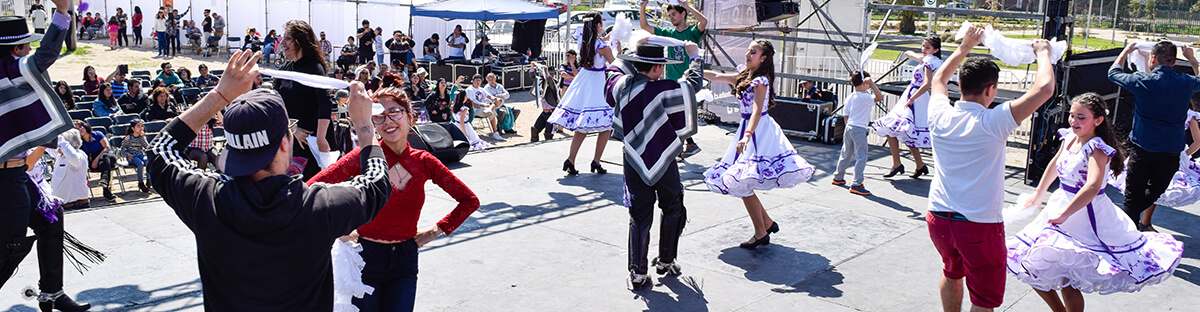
[{"x1": 77, "y1": 2, "x2": 88, "y2": 12}]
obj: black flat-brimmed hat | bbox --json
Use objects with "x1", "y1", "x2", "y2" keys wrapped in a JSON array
[
  {"x1": 616, "y1": 43, "x2": 682, "y2": 65},
  {"x1": 0, "y1": 16, "x2": 43, "y2": 45}
]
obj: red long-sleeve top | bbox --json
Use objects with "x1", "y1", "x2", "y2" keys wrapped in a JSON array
[{"x1": 307, "y1": 141, "x2": 479, "y2": 241}]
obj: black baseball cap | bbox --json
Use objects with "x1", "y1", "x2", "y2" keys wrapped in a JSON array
[{"x1": 218, "y1": 89, "x2": 292, "y2": 177}]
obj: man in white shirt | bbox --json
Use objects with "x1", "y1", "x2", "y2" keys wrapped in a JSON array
[
  {"x1": 446, "y1": 24, "x2": 468, "y2": 61},
  {"x1": 925, "y1": 27, "x2": 1055, "y2": 312},
  {"x1": 466, "y1": 74, "x2": 502, "y2": 140},
  {"x1": 483, "y1": 72, "x2": 519, "y2": 134},
  {"x1": 30, "y1": 7, "x2": 47, "y2": 34}
]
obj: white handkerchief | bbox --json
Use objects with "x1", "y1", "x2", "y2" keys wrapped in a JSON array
[
  {"x1": 305, "y1": 135, "x2": 342, "y2": 169},
  {"x1": 261, "y1": 68, "x2": 350, "y2": 90},
  {"x1": 859, "y1": 42, "x2": 878, "y2": 71},
  {"x1": 1127, "y1": 42, "x2": 1158, "y2": 73},
  {"x1": 955, "y1": 21, "x2": 1068, "y2": 66}
]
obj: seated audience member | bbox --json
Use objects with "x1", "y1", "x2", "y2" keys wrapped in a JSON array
[
  {"x1": 119, "y1": 79, "x2": 150, "y2": 117},
  {"x1": 465, "y1": 74, "x2": 502, "y2": 140},
  {"x1": 106, "y1": 67, "x2": 129, "y2": 98},
  {"x1": 484, "y1": 72, "x2": 518, "y2": 134},
  {"x1": 55, "y1": 80, "x2": 76, "y2": 110},
  {"x1": 82, "y1": 65, "x2": 104, "y2": 95},
  {"x1": 76, "y1": 120, "x2": 118, "y2": 200},
  {"x1": 337, "y1": 36, "x2": 358, "y2": 72},
  {"x1": 51, "y1": 129, "x2": 91, "y2": 208},
  {"x1": 470, "y1": 35, "x2": 499, "y2": 62},
  {"x1": 156, "y1": 62, "x2": 185, "y2": 88},
  {"x1": 92, "y1": 83, "x2": 124, "y2": 118},
  {"x1": 141, "y1": 86, "x2": 179, "y2": 121},
  {"x1": 186, "y1": 119, "x2": 219, "y2": 171},
  {"x1": 194, "y1": 64, "x2": 219, "y2": 87}
]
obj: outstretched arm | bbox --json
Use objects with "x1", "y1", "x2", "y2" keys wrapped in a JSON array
[
  {"x1": 683, "y1": 1, "x2": 707, "y2": 31},
  {"x1": 31, "y1": 0, "x2": 71, "y2": 72},
  {"x1": 639, "y1": 0, "x2": 654, "y2": 33},
  {"x1": 931, "y1": 28, "x2": 981, "y2": 99}
]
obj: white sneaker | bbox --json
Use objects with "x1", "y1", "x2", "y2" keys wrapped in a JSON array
[{"x1": 491, "y1": 132, "x2": 503, "y2": 140}]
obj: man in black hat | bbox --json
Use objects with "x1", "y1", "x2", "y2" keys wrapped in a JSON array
[
  {"x1": 0, "y1": 1, "x2": 93, "y2": 311},
  {"x1": 147, "y1": 50, "x2": 394, "y2": 311},
  {"x1": 470, "y1": 35, "x2": 499, "y2": 62},
  {"x1": 606, "y1": 38, "x2": 702, "y2": 289}
]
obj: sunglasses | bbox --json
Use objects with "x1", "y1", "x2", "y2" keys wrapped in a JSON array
[{"x1": 371, "y1": 109, "x2": 408, "y2": 124}]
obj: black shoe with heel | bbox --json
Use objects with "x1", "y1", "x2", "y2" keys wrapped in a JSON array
[
  {"x1": 739, "y1": 234, "x2": 770, "y2": 249},
  {"x1": 38, "y1": 291, "x2": 90, "y2": 312},
  {"x1": 910, "y1": 165, "x2": 929, "y2": 179},
  {"x1": 591, "y1": 161, "x2": 607, "y2": 174},
  {"x1": 563, "y1": 160, "x2": 579, "y2": 175},
  {"x1": 767, "y1": 222, "x2": 779, "y2": 234},
  {"x1": 883, "y1": 165, "x2": 905, "y2": 178}
]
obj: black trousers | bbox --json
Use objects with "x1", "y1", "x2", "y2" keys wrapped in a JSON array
[
  {"x1": 0, "y1": 167, "x2": 65, "y2": 292},
  {"x1": 132, "y1": 26, "x2": 142, "y2": 45},
  {"x1": 358, "y1": 48, "x2": 374, "y2": 65},
  {"x1": 118, "y1": 27, "x2": 128, "y2": 46},
  {"x1": 1123, "y1": 144, "x2": 1180, "y2": 223},
  {"x1": 626, "y1": 161, "x2": 686, "y2": 275},
  {"x1": 87, "y1": 153, "x2": 117, "y2": 188},
  {"x1": 531, "y1": 110, "x2": 554, "y2": 136}
]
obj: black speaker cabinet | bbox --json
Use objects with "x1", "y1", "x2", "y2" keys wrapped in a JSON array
[
  {"x1": 755, "y1": 1, "x2": 799, "y2": 23},
  {"x1": 429, "y1": 63, "x2": 455, "y2": 83},
  {"x1": 769, "y1": 96, "x2": 832, "y2": 138}
]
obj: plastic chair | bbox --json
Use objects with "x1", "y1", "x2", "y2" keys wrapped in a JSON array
[
  {"x1": 109, "y1": 125, "x2": 129, "y2": 137},
  {"x1": 84, "y1": 116, "x2": 113, "y2": 128},
  {"x1": 80, "y1": 95, "x2": 98, "y2": 102},
  {"x1": 144, "y1": 121, "x2": 167, "y2": 133},
  {"x1": 68, "y1": 109, "x2": 93, "y2": 120},
  {"x1": 114, "y1": 114, "x2": 139, "y2": 125},
  {"x1": 74, "y1": 101, "x2": 93, "y2": 110}
]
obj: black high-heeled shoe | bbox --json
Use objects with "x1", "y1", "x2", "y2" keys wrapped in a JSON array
[
  {"x1": 590, "y1": 161, "x2": 607, "y2": 174},
  {"x1": 563, "y1": 160, "x2": 579, "y2": 175},
  {"x1": 883, "y1": 164, "x2": 905, "y2": 178},
  {"x1": 767, "y1": 222, "x2": 779, "y2": 234},
  {"x1": 910, "y1": 165, "x2": 929, "y2": 179},
  {"x1": 739, "y1": 234, "x2": 770, "y2": 249}
]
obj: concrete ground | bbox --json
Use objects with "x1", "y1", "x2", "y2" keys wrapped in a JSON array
[{"x1": 3, "y1": 122, "x2": 1199, "y2": 311}]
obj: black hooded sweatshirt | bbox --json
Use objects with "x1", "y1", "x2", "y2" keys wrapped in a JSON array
[{"x1": 148, "y1": 120, "x2": 391, "y2": 311}]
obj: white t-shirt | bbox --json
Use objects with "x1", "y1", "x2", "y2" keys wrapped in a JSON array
[
  {"x1": 465, "y1": 86, "x2": 491, "y2": 106},
  {"x1": 484, "y1": 83, "x2": 508, "y2": 101},
  {"x1": 31, "y1": 10, "x2": 47, "y2": 29},
  {"x1": 842, "y1": 91, "x2": 874, "y2": 128},
  {"x1": 926, "y1": 94, "x2": 1018, "y2": 223},
  {"x1": 448, "y1": 34, "x2": 468, "y2": 57}
]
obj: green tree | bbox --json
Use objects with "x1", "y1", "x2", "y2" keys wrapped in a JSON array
[
  {"x1": 891, "y1": 0, "x2": 920, "y2": 34},
  {"x1": 1191, "y1": 0, "x2": 1200, "y2": 13}
]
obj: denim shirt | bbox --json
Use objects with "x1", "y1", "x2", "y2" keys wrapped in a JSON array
[{"x1": 1108, "y1": 63, "x2": 1200, "y2": 153}]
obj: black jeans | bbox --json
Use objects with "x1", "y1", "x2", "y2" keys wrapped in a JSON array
[
  {"x1": 358, "y1": 48, "x2": 374, "y2": 65},
  {"x1": 132, "y1": 26, "x2": 142, "y2": 45},
  {"x1": 1122, "y1": 144, "x2": 1180, "y2": 223},
  {"x1": 626, "y1": 161, "x2": 686, "y2": 275},
  {"x1": 355, "y1": 239, "x2": 418, "y2": 312},
  {"x1": 0, "y1": 167, "x2": 65, "y2": 292}
]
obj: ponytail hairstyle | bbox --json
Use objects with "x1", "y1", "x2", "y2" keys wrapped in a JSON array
[
  {"x1": 925, "y1": 35, "x2": 943, "y2": 59},
  {"x1": 733, "y1": 39, "x2": 777, "y2": 109},
  {"x1": 1072, "y1": 92, "x2": 1126, "y2": 175},
  {"x1": 576, "y1": 11, "x2": 603, "y2": 69}
]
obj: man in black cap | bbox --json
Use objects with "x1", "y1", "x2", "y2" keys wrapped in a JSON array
[
  {"x1": 147, "y1": 50, "x2": 394, "y2": 311},
  {"x1": 470, "y1": 35, "x2": 499, "y2": 62},
  {"x1": 0, "y1": 0, "x2": 93, "y2": 310},
  {"x1": 356, "y1": 19, "x2": 375, "y2": 65},
  {"x1": 607, "y1": 38, "x2": 702, "y2": 289}
]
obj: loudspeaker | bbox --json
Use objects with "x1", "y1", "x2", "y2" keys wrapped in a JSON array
[
  {"x1": 755, "y1": 1, "x2": 799, "y2": 23},
  {"x1": 512, "y1": 19, "x2": 547, "y2": 58},
  {"x1": 430, "y1": 63, "x2": 454, "y2": 82},
  {"x1": 409, "y1": 123, "x2": 470, "y2": 164}
]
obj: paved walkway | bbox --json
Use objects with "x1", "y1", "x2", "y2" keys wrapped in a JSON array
[{"x1": 3, "y1": 125, "x2": 1198, "y2": 311}]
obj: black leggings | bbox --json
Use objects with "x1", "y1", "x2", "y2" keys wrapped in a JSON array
[
  {"x1": 186, "y1": 148, "x2": 218, "y2": 171},
  {"x1": 132, "y1": 26, "x2": 142, "y2": 45}
]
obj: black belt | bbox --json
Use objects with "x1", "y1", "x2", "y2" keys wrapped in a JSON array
[{"x1": 930, "y1": 211, "x2": 971, "y2": 222}]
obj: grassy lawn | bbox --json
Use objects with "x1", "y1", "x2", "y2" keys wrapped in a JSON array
[{"x1": 29, "y1": 41, "x2": 92, "y2": 57}]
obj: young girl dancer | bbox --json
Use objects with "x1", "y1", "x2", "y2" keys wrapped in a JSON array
[
  {"x1": 547, "y1": 11, "x2": 614, "y2": 175},
  {"x1": 871, "y1": 36, "x2": 943, "y2": 179},
  {"x1": 453, "y1": 86, "x2": 492, "y2": 151},
  {"x1": 1108, "y1": 100, "x2": 1200, "y2": 232},
  {"x1": 1007, "y1": 93, "x2": 1183, "y2": 311},
  {"x1": 703, "y1": 39, "x2": 814, "y2": 249}
]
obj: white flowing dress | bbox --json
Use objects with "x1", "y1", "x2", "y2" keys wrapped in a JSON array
[
  {"x1": 871, "y1": 55, "x2": 943, "y2": 149},
  {"x1": 1006, "y1": 129, "x2": 1183, "y2": 294},
  {"x1": 703, "y1": 77, "x2": 814, "y2": 197},
  {"x1": 1108, "y1": 110, "x2": 1200, "y2": 207},
  {"x1": 547, "y1": 40, "x2": 614, "y2": 133}
]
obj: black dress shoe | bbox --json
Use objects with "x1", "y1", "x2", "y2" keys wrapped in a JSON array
[
  {"x1": 562, "y1": 160, "x2": 579, "y2": 175},
  {"x1": 910, "y1": 165, "x2": 929, "y2": 179},
  {"x1": 883, "y1": 165, "x2": 905, "y2": 178},
  {"x1": 590, "y1": 161, "x2": 607, "y2": 174},
  {"x1": 739, "y1": 234, "x2": 770, "y2": 249},
  {"x1": 767, "y1": 222, "x2": 779, "y2": 234}
]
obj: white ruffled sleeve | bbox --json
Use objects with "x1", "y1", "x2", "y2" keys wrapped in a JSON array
[
  {"x1": 749, "y1": 76, "x2": 770, "y2": 89},
  {"x1": 1056, "y1": 128, "x2": 1073, "y2": 141},
  {"x1": 1083, "y1": 137, "x2": 1118, "y2": 158}
]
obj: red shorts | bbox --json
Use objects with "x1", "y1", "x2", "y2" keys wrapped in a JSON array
[{"x1": 926, "y1": 213, "x2": 1005, "y2": 309}]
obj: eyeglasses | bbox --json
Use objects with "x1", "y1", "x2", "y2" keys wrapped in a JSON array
[{"x1": 371, "y1": 109, "x2": 408, "y2": 124}]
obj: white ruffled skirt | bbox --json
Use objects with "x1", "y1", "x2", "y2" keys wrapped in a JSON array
[
  {"x1": 1006, "y1": 189, "x2": 1183, "y2": 294},
  {"x1": 870, "y1": 84, "x2": 931, "y2": 149},
  {"x1": 703, "y1": 114, "x2": 814, "y2": 197},
  {"x1": 548, "y1": 68, "x2": 613, "y2": 133},
  {"x1": 1109, "y1": 150, "x2": 1200, "y2": 207}
]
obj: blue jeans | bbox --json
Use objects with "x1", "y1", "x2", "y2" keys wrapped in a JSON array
[
  {"x1": 422, "y1": 54, "x2": 439, "y2": 62},
  {"x1": 156, "y1": 31, "x2": 168, "y2": 55},
  {"x1": 354, "y1": 239, "x2": 418, "y2": 312},
  {"x1": 130, "y1": 154, "x2": 148, "y2": 184},
  {"x1": 264, "y1": 44, "x2": 275, "y2": 62},
  {"x1": 171, "y1": 33, "x2": 181, "y2": 53},
  {"x1": 376, "y1": 53, "x2": 385, "y2": 66}
]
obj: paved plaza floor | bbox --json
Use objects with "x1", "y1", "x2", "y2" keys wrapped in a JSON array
[{"x1": 3, "y1": 125, "x2": 1198, "y2": 311}]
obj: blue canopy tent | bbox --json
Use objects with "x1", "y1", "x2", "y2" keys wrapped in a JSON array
[{"x1": 410, "y1": 0, "x2": 558, "y2": 21}]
